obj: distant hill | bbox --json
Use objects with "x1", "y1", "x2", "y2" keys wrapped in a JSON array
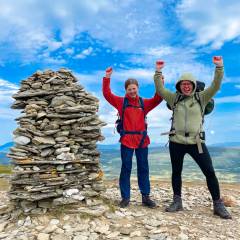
[
  {"x1": 210, "y1": 142, "x2": 240, "y2": 148},
  {"x1": 97, "y1": 144, "x2": 120, "y2": 150},
  {"x1": 0, "y1": 142, "x2": 14, "y2": 152},
  {"x1": 0, "y1": 152, "x2": 10, "y2": 165}
]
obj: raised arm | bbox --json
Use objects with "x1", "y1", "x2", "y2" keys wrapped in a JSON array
[
  {"x1": 143, "y1": 93, "x2": 163, "y2": 115},
  {"x1": 200, "y1": 56, "x2": 224, "y2": 106},
  {"x1": 153, "y1": 60, "x2": 176, "y2": 107},
  {"x1": 102, "y1": 67, "x2": 123, "y2": 110}
]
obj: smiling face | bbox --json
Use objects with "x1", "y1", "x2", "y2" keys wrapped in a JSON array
[
  {"x1": 126, "y1": 84, "x2": 138, "y2": 98},
  {"x1": 180, "y1": 80, "x2": 194, "y2": 96}
]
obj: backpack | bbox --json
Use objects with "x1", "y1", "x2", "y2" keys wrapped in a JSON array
[
  {"x1": 166, "y1": 81, "x2": 215, "y2": 115},
  {"x1": 115, "y1": 97, "x2": 147, "y2": 148}
]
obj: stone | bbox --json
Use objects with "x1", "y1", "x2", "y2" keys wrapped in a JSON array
[
  {"x1": 20, "y1": 201, "x2": 37, "y2": 213},
  {"x1": 95, "y1": 224, "x2": 110, "y2": 234},
  {"x1": 51, "y1": 234, "x2": 71, "y2": 240},
  {"x1": 49, "y1": 219, "x2": 60, "y2": 225},
  {"x1": 33, "y1": 136, "x2": 56, "y2": 145},
  {"x1": 130, "y1": 231, "x2": 142, "y2": 237},
  {"x1": 56, "y1": 165, "x2": 65, "y2": 171},
  {"x1": 63, "y1": 215, "x2": 70, "y2": 221},
  {"x1": 106, "y1": 231, "x2": 120, "y2": 239},
  {"x1": 0, "y1": 222, "x2": 8, "y2": 232},
  {"x1": 13, "y1": 136, "x2": 31, "y2": 145},
  {"x1": 120, "y1": 228, "x2": 133, "y2": 235},
  {"x1": 222, "y1": 196, "x2": 237, "y2": 207},
  {"x1": 24, "y1": 216, "x2": 32, "y2": 226},
  {"x1": 55, "y1": 147, "x2": 71, "y2": 155},
  {"x1": 44, "y1": 225, "x2": 58, "y2": 233},
  {"x1": 56, "y1": 152, "x2": 75, "y2": 161},
  {"x1": 37, "y1": 233, "x2": 49, "y2": 240},
  {"x1": 9, "y1": 69, "x2": 105, "y2": 211},
  {"x1": 178, "y1": 232, "x2": 189, "y2": 240},
  {"x1": 63, "y1": 189, "x2": 79, "y2": 197},
  {"x1": 73, "y1": 236, "x2": 88, "y2": 240},
  {"x1": 33, "y1": 166, "x2": 40, "y2": 171}
]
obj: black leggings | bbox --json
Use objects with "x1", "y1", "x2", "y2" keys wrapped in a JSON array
[{"x1": 169, "y1": 141, "x2": 220, "y2": 201}]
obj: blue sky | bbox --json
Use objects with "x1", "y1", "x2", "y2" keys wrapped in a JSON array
[{"x1": 0, "y1": 0, "x2": 240, "y2": 146}]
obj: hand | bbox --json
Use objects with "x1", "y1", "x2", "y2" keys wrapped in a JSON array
[
  {"x1": 213, "y1": 56, "x2": 223, "y2": 67},
  {"x1": 156, "y1": 60, "x2": 165, "y2": 72},
  {"x1": 105, "y1": 67, "x2": 113, "y2": 78}
]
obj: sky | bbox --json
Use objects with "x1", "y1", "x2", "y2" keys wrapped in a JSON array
[{"x1": 0, "y1": 0, "x2": 240, "y2": 146}]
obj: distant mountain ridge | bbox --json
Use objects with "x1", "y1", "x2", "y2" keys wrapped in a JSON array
[
  {"x1": 0, "y1": 142, "x2": 14, "y2": 152},
  {"x1": 1, "y1": 141, "x2": 240, "y2": 166},
  {"x1": 1, "y1": 141, "x2": 240, "y2": 153}
]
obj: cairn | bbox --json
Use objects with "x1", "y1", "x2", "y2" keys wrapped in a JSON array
[{"x1": 7, "y1": 69, "x2": 106, "y2": 213}]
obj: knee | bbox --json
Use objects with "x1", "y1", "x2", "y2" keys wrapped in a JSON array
[
  {"x1": 172, "y1": 170, "x2": 182, "y2": 178},
  {"x1": 121, "y1": 164, "x2": 132, "y2": 174},
  {"x1": 204, "y1": 169, "x2": 216, "y2": 179}
]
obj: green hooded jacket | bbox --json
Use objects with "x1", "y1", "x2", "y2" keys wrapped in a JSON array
[{"x1": 154, "y1": 67, "x2": 224, "y2": 145}]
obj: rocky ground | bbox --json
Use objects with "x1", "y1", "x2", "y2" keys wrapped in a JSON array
[{"x1": 0, "y1": 177, "x2": 239, "y2": 240}]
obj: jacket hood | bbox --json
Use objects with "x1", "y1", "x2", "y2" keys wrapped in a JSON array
[{"x1": 175, "y1": 73, "x2": 197, "y2": 96}]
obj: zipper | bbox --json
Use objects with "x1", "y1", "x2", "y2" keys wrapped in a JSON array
[{"x1": 184, "y1": 99, "x2": 187, "y2": 144}]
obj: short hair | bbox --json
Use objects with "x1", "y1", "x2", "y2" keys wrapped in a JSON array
[{"x1": 124, "y1": 78, "x2": 139, "y2": 90}]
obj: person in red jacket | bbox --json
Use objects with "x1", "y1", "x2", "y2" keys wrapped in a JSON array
[{"x1": 102, "y1": 67, "x2": 163, "y2": 208}]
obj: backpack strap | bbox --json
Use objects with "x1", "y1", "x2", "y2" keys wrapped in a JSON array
[
  {"x1": 194, "y1": 92, "x2": 206, "y2": 154},
  {"x1": 194, "y1": 91, "x2": 205, "y2": 128},
  {"x1": 194, "y1": 92, "x2": 204, "y2": 117},
  {"x1": 138, "y1": 97, "x2": 147, "y2": 148},
  {"x1": 121, "y1": 97, "x2": 129, "y2": 125},
  {"x1": 172, "y1": 93, "x2": 182, "y2": 111},
  {"x1": 169, "y1": 93, "x2": 182, "y2": 133},
  {"x1": 139, "y1": 97, "x2": 144, "y2": 111}
]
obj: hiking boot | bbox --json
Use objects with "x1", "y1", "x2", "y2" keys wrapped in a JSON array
[
  {"x1": 165, "y1": 195, "x2": 183, "y2": 212},
  {"x1": 213, "y1": 199, "x2": 232, "y2": 219},
  {"x1": 142, "y1": 195, "x2": 157, "y2": 208},
  {"x1": 119, "y1": 198, "x2": 130, "y2": 208}
]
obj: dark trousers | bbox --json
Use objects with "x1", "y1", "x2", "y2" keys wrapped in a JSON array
[
  {"x1": 169, "y1": 141, "x2": 220, "y2": 201},
  {"x1": 119, "y1": 144, "x2": 150, "y2": 199}
]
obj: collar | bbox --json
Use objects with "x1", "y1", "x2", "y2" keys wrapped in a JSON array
[{"x1": 125, "y1": 94, "x2": 140, "y2": 104}]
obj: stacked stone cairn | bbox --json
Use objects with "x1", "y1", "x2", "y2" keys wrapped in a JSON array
[{"x1": 7, "y1": 69, "x2": 106, "y2": 213}]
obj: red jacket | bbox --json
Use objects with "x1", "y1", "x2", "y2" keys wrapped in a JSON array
[{"x1": 102, "y1": 77, "x2": 163, "y2": 148}]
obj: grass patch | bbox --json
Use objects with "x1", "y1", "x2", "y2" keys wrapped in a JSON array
[{"x1": 0, "y1": 165, "x2": 12, "y2": 174}]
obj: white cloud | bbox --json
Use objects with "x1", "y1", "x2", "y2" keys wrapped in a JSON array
[
  {"x1": 216, "y1": 95, "x2": 240, "y2": 104},
  {"x1": 0, "y1": 79, "x2": 19, "y2": 90},
  {"x1": 0, "y1": 0, "x2": 167, "y2": 63},
  {"x1": 0, "y1": 78, "x2": 19, "y2": 119},
  {"x1": 74, "y1": 52, "x2": 219, "y2": 93},
  {"x1": 128, "y1": 45, "x2": 218, "y2": 85},
  {"x1": 75, "y1": 47, "x2": 93, "y2": 59},
  {"x1": 65, "y1": 48, "x2": 74, "y2": 55},
  {"x1": 176, "y1": 0, "x2": 240, "y2": 48}
]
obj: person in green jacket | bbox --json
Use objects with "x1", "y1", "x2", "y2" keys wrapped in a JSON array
[{"x1": 154, "y1": 57, "x2": 232, "y2": 219}]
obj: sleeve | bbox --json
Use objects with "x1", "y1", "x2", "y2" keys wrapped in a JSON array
[
  {"x1": 143, "y1": 93, "x2": 163, "y2": 114},
  {"x1": 102, "y1": 77, "x2": 123, "y2": 111},
  {"x1": 153, "y1": 71, "x2": 176, "y2": 108},
  {"x1": 200, "y1": 66, "x2": 224, "y2": 106}
]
